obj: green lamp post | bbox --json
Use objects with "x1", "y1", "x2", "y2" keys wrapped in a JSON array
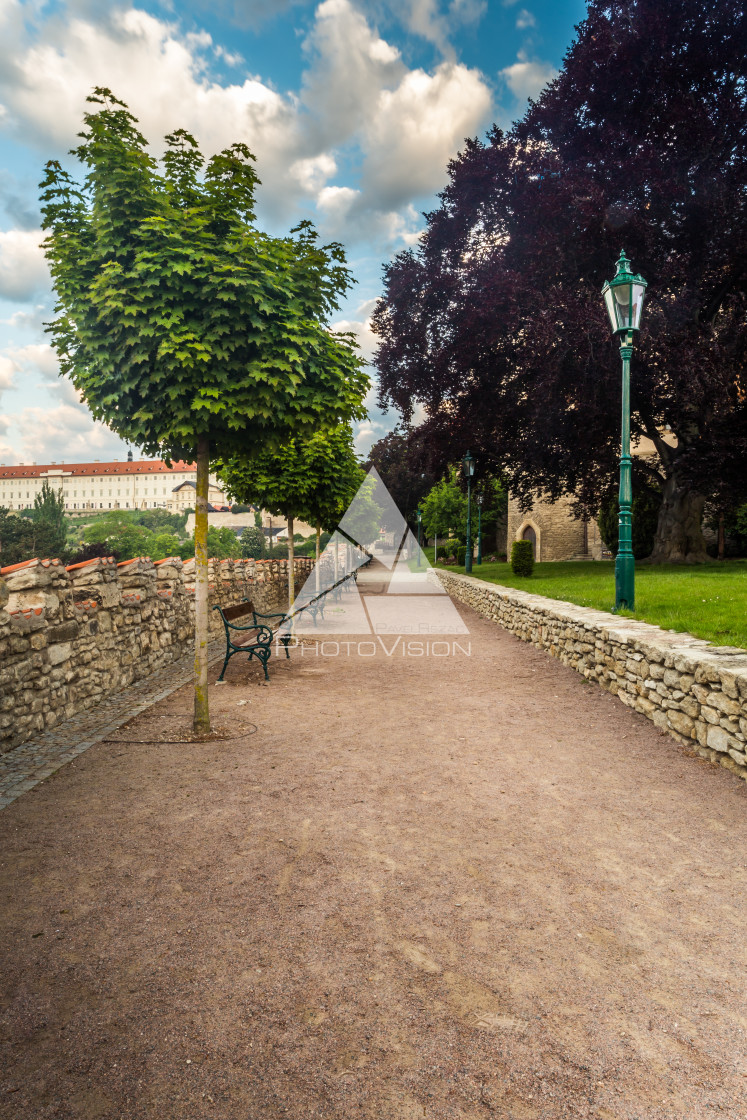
[
  {"x1": 462, "y1": 451, "x2": 475, "y2": 574},
  {"x1": 416, "y1": 507, "x2": 423, "y2": 568},
  {"x1": 601, "y1": 250, "x2": 647, "y2": 611},
  {"x1": 476, "y1": 494, "x2": 483, "y2": 565}
]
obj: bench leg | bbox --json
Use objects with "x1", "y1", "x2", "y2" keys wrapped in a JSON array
[
  {"x1": 281, "y1": 634, "x2": 291, "y2": 659},
  {"x1": 217, "y1": 648, "x2": 232, "y2": 682}
]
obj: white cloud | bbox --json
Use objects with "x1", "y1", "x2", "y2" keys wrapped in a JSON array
[
  {"x1": 0, "y1": 356, "x2": 15, "y2": 393},
  {"x1": 214, "y1": 44, "x2": 244, "y2": 67},
  {"x1": 0, "y1": 306, "x2": 47, "y2": 329},
  {"x1": 331, "y1": 298, "x2": 380, "y2": 363},
  {"x1": 359, "y1": 60, "x2": 492, "y2": 209},
  {"x1": 515, "y1": 8, "x2": 535, "y2": 28},
  {"x1": 288, "y1": 153, "x2": 337, "y2": 195},
  {"x1": 302, "y1": 0, "x2": 405, "y2": 147},
  {"x1": 499, "y1": 50, "x2": 557, "y2": 101},
  {"x1": 383, "y1": 0, "x2": 487, "y2": 57},
  {"x1": 0, "y1": 0, "x2": 494, "y2": 280},
  {"x1": 14, "y1": 403, "x2": 128, "y2": 464},
  {"x1": 0, "y1": 421, "x2": 18, "y2": 465},
  {"x1": 0, "y1": 5, "x2": 307, "y2": 219},
  {"x1": 4, "y1": 342, "x2": 59, "y2": 380},
  {"x1": 0, "y1": 230, "x2": 49, "y2": 302},
  {"x1": 400, "y1": 0, "x2": 454, "y2": 57}
]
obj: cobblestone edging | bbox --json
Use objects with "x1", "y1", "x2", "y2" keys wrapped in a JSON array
[
  {"x1": 435, "y1": 570, "x2": 747, "y2": 782},
  {"x1": 0, "y1": 639, "x2": 231, "y2": 811},
  {"x1": 0, "y1": 555, "x2": 311, "y2": 755}
]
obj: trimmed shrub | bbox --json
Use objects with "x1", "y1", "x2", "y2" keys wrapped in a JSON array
[
  {"x1": 456, "y1": 546, "x2": 467, "y2": 566},
  {"x1": 511, "y1": 539, "x2": 534, "y2": 576}
]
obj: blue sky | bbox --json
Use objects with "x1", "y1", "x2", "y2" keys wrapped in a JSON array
[{"x1": 0, "y1": 0, "x2": 587, "y2": 465}]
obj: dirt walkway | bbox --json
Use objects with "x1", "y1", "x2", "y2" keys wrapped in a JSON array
[{"x1": 0, "y1": 600, "x2": 745, "y2": 1120}]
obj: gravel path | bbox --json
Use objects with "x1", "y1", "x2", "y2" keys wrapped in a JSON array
[{"x1": 0, "y1": 600, "x2": 745, "y2": 1119}]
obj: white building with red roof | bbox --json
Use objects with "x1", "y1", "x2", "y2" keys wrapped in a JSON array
[{"x1": 0, "y1": 457, "x2": 227, "y2": 514}]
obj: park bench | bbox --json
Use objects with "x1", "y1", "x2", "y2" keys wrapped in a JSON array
[
  {"x1": 244, "y1": 595, "x2": 327, "y2": 639},
  {"x1": 212, "y1": 602, "x2": 274, "y2": 682}
]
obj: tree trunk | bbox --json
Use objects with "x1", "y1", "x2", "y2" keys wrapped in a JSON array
[
  {"x1": 287, "y1": 514, "x2": 294, "y2": 614},
  {"x1": 193, "y1": 435, "x2": 211, "y2": 734},
  {"x1": 648, "y1": 475, "x2": 708, "y2": 564},
  {"x1": 315, "y1": 525, "x2": 321, "y2": 594},
  {"x1": 718, "y1": 513, "x2": 725, "y2": 561}
]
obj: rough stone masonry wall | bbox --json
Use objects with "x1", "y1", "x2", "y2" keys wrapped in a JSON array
[
  {"x1": 435, "y1": 570, "x2": 747, "y2": 782},
  {"x1": 0, "y1": 554, "x2": 312, "y2": 755}
]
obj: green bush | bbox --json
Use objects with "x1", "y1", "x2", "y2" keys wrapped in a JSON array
[
  {"x1": 511, "y1": 539, "x2": 534, "y2": 576},
  {"x1": 294, "y1": 539, "x2": 318, "y2": 557},
  {"x1": 456, "y1": 546, "x2": 467, "y2": 566}
]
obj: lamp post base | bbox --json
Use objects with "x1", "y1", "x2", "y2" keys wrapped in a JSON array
[{"x1": 615, "y1": 551, "x2": 635, "y2": 611}]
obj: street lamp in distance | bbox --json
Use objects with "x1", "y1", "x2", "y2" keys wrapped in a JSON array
[
  {"x1": 476, "y1": 494, "x2": 483, "y2": 565},
  {"x1": 601, "y1": 250, "x2": 647, "y2": 611},
  {"x1": 461, "y1": 451, "x2": 475, "y2": 574},
  {"x1": 416, "y1": 507, "x2": 423, "y2": 568}
]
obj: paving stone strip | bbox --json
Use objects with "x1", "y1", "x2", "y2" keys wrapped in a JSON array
[{"x1": 0, "y1": 639, "x2": 226, "y2": 811}]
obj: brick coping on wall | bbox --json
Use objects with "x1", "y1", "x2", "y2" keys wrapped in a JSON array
[{"x1": 434, "y1": 569, "x2": 747, "y2": 782}]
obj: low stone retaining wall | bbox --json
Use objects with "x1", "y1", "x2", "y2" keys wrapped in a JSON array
[
  {"x1": 435, "y1": 570, "x2": 747, "y2": 782},
  {"x1": 0, "y1": 555, "x2": 312, "y2": 754}
]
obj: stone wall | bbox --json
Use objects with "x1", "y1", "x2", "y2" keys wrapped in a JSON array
[
  {"x1": 435, "y1": 569, "x2": 747, "y2": 782},
  {"x1": 507, "y1": 494, "x2": 607, "y2": 561},
  {"x1": 0, "y1": 555, "x2": 312, "y2": 754}
]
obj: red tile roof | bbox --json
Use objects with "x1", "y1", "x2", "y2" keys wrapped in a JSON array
[{"x1": 0, "y1": 459, "x2": 196, "y2": 480}]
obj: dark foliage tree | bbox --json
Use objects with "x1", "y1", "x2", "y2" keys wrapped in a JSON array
[
  {"x1": 373, "y1": 0, "x2": 747, "y2": 563},
  {"x1": 597, "y1": 475, "x2": 662, "y2": 559},
  {"x1": 365, "y1": 425, "x2": 439, "y2": 525}
]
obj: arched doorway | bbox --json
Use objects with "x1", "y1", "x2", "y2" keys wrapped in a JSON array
[{"x1": 522, "y1": 524, "x2": 537, "y2": 558}]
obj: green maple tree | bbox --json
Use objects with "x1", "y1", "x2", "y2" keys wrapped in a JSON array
[{"x1": 40, "y1": 90, "x2": 368, "y2": 731}]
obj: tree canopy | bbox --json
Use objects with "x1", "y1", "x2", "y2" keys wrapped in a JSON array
[
  {"x1": 373, "y1": 0, "x2": 747, "y2": 562},
  {"x1": 41, "y1": 90, "x2": 368, "y2": 463},
  {"x1": 365, "y1": 425, "x2": 439, "y2": 526},
  {"x1": 218, "y1": 426, "x2": 364, "y2": 531}
]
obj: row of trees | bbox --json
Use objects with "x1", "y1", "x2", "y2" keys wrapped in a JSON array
[
  {"x1": 372, "y1": 0, "x2": 747, "y2": 564},
  {"x1": 41, "y1": 90, "x2": 370, "y2": 733},
  {"x1": 217, "y1": 425, "x2": 365, "y2": 611}
]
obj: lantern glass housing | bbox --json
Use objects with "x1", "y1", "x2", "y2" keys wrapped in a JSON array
[
  {"x1": 602, "y1": 251, "x2": 647, "y2": 334},
  {"x1": 462, "y1": 451, "x2": 475, "y2": 479}
]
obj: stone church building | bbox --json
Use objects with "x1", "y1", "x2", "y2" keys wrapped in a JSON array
[
  {"x1": 506, "y1": 494, "x2": 609, "y2": 562},
  {"x1": 505, "y1": 434, "x2": 671, "y2": 562}
]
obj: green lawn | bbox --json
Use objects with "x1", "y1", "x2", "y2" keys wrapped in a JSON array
[{"x1": 423, "y1": 549, "x2": 747, "y2": 649}]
